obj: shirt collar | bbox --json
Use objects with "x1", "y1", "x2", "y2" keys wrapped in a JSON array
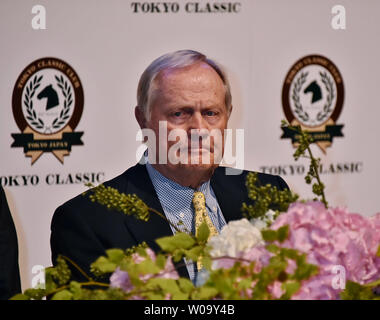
[{"x1": 145, "y1": 161, "x2": 217, "y2": 216}]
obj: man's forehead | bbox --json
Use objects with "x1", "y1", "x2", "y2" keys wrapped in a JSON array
[{"x1": 154, "y1": 62, "x2": 223, "y2": 87}]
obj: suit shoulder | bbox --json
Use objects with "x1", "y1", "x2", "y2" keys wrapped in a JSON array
[
  {"x1": 214, "y1": 166, "x2": 289, "y2": 190},
  {"x1": 55, "y1": 164, "x2": 143, "y2": 208},
  {"x1": 51, "y1": 164, "x2": 143, "y2": 227},
  {"x1": 255, "y1": 171, "x2": 289, "y2": 190}
]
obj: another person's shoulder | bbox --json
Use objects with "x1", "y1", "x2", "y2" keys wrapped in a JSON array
[
  {"x1": 0, "y1": 186, "x2": 16, "y2": 230},
  {"x1": 0, "y1": 185, "x2": 8, "y2": 207}
]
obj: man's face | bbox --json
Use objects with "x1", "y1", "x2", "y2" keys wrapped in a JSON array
[{"x1": 143, "y1": 62, "x2": 230, "y2": 173}]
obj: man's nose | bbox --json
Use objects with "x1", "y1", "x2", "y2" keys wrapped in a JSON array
[{"x1": 188, "y1": 112, "x2": 207, "y2": 130}]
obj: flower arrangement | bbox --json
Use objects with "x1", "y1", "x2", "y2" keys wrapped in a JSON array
[
  {"x1": 211, "y1": 202, "x2": 380, "y2": 300},
  {"x1": 12, "y1": 122, "x2": 380, "y2": 300}
]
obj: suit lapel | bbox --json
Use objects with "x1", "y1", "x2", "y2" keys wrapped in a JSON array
[
  {"x1": 211, "y1": 167, "x2": 245, "y2": 223},
  {"x1": 121, "y1": 164, "x2": 189, "y2": 278}
]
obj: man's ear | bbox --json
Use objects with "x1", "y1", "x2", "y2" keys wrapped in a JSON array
[
  {"x1": 135, "y1": 106, "x2": 147, "y2": 129},
  {"x1": 228, "y1": 104, "x2": 233, "y2": 119}
]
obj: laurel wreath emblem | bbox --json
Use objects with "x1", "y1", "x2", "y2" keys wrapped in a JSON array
[
  {"x1": 23, "y1": 74, "x2": 73, "y2": 133},
  {"x1": 291, "y1": 72, "x2": 309, "y2": 122},
  {"x1": 24, "y1": 75, "x2": 45, "y2": 130},
  {"x1": 292, "y1": 71, "x2": 335, "y2": 125},
  {"x1": 52, "y1": 75, "x2": 73, "y2": 130},
  {"x1": 317, "y1": 71, "x2": 335, "y2": 122}
]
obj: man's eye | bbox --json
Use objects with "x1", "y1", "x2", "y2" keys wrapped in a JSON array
[
  {"x1": 173, "y1": 111, "x2": 182, "y2": 117},
  {"x1": 205, "y1": 111, "x2": 216, "y2": 116}
]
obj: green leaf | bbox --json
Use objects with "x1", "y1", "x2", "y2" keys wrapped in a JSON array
[
  {"x1": 136, "y1": 246, "x2": 148, "y2": 257},
  {"x1": 196, "y1": 222, "x2": 210, "y2": 243},
  {"x1": 51, "y1": 289, "x2": 73, "y2": 300},
  {"x1": 237, "y1": 278, "x2": 252, "y2": 291},
  {"x1": 266, "y1": 244, "x2": 279, "y2": 254},
  {"x1": 146, "y1": 278, "x2": 188, "y2": 300},
  {"x1": 106, "y1": 249, "x2": 125, "y2": 264},
  {"x1": 281, "y1": 248, "x2": 299, "y2": 260},
  {"x1": 90, "y1": 256, "x2": 117, "y2": 274},
  {"x1": 268, "y1": 256, "x2": 287, "y2": 272},
  {"x1": 211, "y1": 274, "x2": 234, "y2": 297},
  {"x1": 23, "y1": 288, "x2": 46, "y2": 300},
  {"x1": 340, "y1": 281, "x2": 366, "y2": 300},
  {"x1": 293, "y1": 259, "x2": 319, "y2": 281},
  {"x1": 155, "y1": 254, "x2": 167, "y2": 269},
  {"x1": 156, "y1": 232, "x2": 196, "y2": 252},
  {"x1": 262, "y1": 226, "x2": 289, "y2": 243},
  {"x1": 277, "y1": 226, "x2": 289, "y2": 243},
  {"x1": 137, "y1": 259, "x2": 160, "y2": 275},
  {"x1": 9, "y1": 294, "x2": 30, "y2": 300},
  {"x1": 173, "y1": 249, "x2": 185, "y2": 262},
  {"x1": 261, "y1": 229, "x2": 277, "y2": 242},
  {"x1": 172, "y1": 291, "x2": 188, "y2": 300},
  {"x1": 69, "y1": 281, "x2": 83, "y2": 299},
  {"x1": 280, "y1": 281, "x2": 300, "y2": 300},
  {"x1": 201, "y1": 256, "x2": 212, "y2": 270},
  {"x1": 340, "y1": 280, "x2": 380, "y2": 300},
  {"x1": 178, "y1": 278, "x2": 194, "y2": 294},
  {"x1": 184, "y1": 246, "x2": 203, "y2": 261},
  {"x1": 144, "y1": 292, "x2": 166, "y2": 300},
  {"x1": 193, "y1": 286, "x2": 218, "y2": 300}
]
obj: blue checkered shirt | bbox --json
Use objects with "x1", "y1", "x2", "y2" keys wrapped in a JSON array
[{"x1": 145, "y1": 162, "x2": 227, "y2": 283}]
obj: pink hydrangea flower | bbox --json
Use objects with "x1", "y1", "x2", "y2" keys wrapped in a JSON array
[
  {"x1": 213, "y1": 201, "x2": 380, "y2": 300},
  {"x1": 268, "y1": 202, "x2": 380, "y2": 299},
  {"x1": 110, "y1": 267, "x2": 133, "y2": 292},
  {"x1": 110, "y1": 248, "x2": 179, "y2": 295}
]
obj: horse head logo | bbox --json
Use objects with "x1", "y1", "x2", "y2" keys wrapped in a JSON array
[
  {"x1": 303, "y1": 80, "x2": 322, "y2": 103},
  {"x1": 37, "y1": 84, "x2": 59, "y2": 110}
]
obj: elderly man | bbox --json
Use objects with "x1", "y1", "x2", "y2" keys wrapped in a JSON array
[{"x1": 50, "y1": 50, "x2": 288, "y2": 283}]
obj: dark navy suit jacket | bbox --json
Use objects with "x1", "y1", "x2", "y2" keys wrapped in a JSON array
[{"x1": 50, "y1": 164, "x2": 288, "y2": 281}]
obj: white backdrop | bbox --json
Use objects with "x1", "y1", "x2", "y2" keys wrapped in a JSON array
[{"x1": 1, "y1": 0, "x2": 379, "y2": 291}]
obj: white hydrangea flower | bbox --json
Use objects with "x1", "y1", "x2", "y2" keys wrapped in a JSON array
[
  {"x1": 265, "y1": 209, "x2": 276, "y2": 223},
  {"x1": 208, "y1": 218, "x2": 264, "y2": 258},
  {"x1": 250, "y1": 218, "x2": 267, "y2": 230},
  {"x1": 250, "y1": 209, "x2": 277, "y2": 230}
]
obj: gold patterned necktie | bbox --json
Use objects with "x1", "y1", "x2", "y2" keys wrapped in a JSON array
[{"x1": 192, "y1": 191, "x2": 218, "y2": 270}]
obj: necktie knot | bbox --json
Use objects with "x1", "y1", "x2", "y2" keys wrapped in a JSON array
[{"x1": 192, "y1": 191, "x2": 206, "y2": 213}]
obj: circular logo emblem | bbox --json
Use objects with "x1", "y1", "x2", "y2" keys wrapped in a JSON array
[
  {"x1": 281, "y1": 55, "x2": 345, "y2": 152},
  {"x1": 11, "y1": 57, "x2": 84, "y2": 164},
  {"x1": 12, "y1": 57, "x2": 83, "y2": 135},
  {"x1": 282, "y1": 54, "x2": 344, "y2": 128}
]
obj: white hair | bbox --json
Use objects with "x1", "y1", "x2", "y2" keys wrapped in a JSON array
[{"x1": 136, "y1": 49, "x2": 232, "y2": 119}]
